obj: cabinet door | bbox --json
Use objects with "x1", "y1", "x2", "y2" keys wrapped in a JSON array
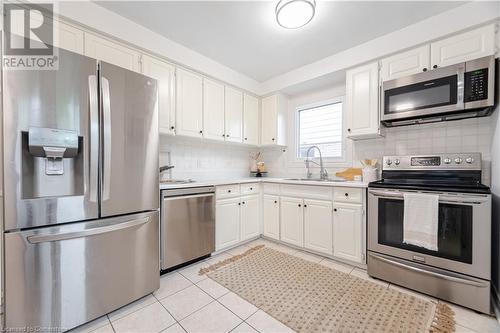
[
  {"x1": 345, "y1": 61, "x2": 380, "y2": 139},
  {"x1": 141, "y1": 55, "x2": 175, "y2": 135},
  {"x1": 280, "y1": 197, "x2": 304, "y2": 247},
  {"x1": 224, "y1": 87, "x2": 243, "y2": 143},
  {"x1": 333, "y1": 202, "x2": 363, "y2": 263},
  {"x1": 84, "y1": 33, "x2": 140, "y2": 72},
  {"x1": 243, "y1": 94, "x2": 259, "y2": 145},
  {"x1": 380, "y1": 45, "x2": 430, "y2": 82},
  {"x1": 263, "y1": 195, "x2": 280, "y2": 240},
  {"x1": 203, "y1": 78, "x2": 225, "y2": 141},
  {"x1": 57, "y1": 21, "x2": 84, "y2": 54},
  {"x1": 241, "y1": 195, "x2": 260, "y2": 241},
  {"x1": 176, "y1": 68, "x2": 203, "y2": 138},
  {"x1": 431, "y1": 24, "x2": 495, "y2": 68},
  {"x1": 304, "y1": 199, "x2": 333, "y2": 255},
  {"x1": 261, "y1": 95, "x2": 278, "y2": 145},
  {"x1": 216, "y1": 198, "x2": 241, "y2": 251}
]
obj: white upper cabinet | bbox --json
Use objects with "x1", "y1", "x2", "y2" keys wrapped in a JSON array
[
  {"x1": 430, "y1": 24, "x2": 496, "y2": 69},
  {"x1": 176, "y1": 68, "x2": 203, "y2": 138},
  {"x1": 84, "y1": 33, "x2": 140, "y2": 72},
  {"x1": 203, "y1": 78, "x2": 225, "y2": 141},
  {"x1": 261, "y1": 94, "x2": 287, "y2": 146},
  {"x1": 56, "y1": 21, "x2": 84, "y2": 55},
  {"x1": 243, "y1": 94, "x2": 259, "y2": 145},
  {"x1": 333, "y1": 202, "x2": 363, "y2": 263},
  {"x1": 240, "y1": 195, "x2": 260, "y2": 241},
  {"x1": 345, "y1": 61, "x2": 381, "y2": 139},
  {"x1": 263, "y1": 195, "x2": 280, "y2": 240},
  {"x1": 280, "y1": 197, "x2": 304, "y2": 247},
  {"x1": 224, "y1": 87, "x2": 244, "y2": 143},
  {"x1": 304, "y1": 199, "x2": 333, "y2": 256},
  {"x1": 141, "y1": 55, "x2": 176, "y2": 135},
  {"x1": 380, "y1": 45, "x2": 430, "y2": 82}
]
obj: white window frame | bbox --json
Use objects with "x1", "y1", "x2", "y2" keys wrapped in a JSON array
[{"x1": 292, "y1": 96, "x2": 352, "y2": 167}]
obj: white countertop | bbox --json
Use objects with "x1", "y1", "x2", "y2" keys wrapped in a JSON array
[{"x1": 159, "y1": 177, "x2": 368, "y2": 190}]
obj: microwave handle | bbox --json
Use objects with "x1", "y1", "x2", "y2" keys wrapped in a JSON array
[{"x1": 457, "y1": 64, "x2": 465, "y2": 110}]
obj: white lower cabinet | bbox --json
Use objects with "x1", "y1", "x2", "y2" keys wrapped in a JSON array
[
  {"x1": 216, "y1": 197, "x2": 241, "y2": 251},
  {"x1": 304, "y1": 199, "x2": 333, "y2": 256},
  {"x1": 280, "y1": 196, "x2": 304, "y2": 247},
  {"x1": 333, "y1": 202, "x2": 363, "y2": 263},
  {"x1": 263, "y1": 195, "x2": 280, "y2": 240},
  {"x1": 240, "y1": 195, "x2": 260, "y2": 241}
]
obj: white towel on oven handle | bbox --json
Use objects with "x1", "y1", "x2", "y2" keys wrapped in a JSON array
[{"x1": 403, "y1": 192, "x2": 439, "y2": 251}]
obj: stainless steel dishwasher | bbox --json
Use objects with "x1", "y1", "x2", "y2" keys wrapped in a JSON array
[{"x1": 160, "y1": 186, "x2": 215, "y2": 271}]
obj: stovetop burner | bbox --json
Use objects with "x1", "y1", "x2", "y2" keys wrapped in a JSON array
[{"x1": 368, "y1": 153, "x2": 490, "y2": 194}]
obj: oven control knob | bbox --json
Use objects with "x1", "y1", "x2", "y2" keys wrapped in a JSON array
[
  {"x1": 454, "y1": 157, "x2": 463, "y2": 164},
  {"x1": 394, "y1": 159, "x2": 400, "y2": 165},
  {"x1": 466, "y1": 157, "x2": 474, "y2": 164},
  {"x1": 386, "y1": 159, "x2": 392, "y2": 165},
  {"x1": 444, "y1": 158, "x2": 451, "y2": 164}
]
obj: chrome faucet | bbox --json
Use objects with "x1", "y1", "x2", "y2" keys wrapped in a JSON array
[
  {"x1": 159, "y1": 165, "x2": 175, "y2": 173},
  {"x1": 304, "y1": 146, "x2": 328, "y2": 180}
]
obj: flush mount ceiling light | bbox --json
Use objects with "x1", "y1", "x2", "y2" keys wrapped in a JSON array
[{"x1": 275, "y1": 0, "x2": 316, "y2": 29}]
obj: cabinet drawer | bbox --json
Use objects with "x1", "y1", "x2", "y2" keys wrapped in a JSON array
[
  {"x1": 216, "y1": 184, "x2": 240, "y2": 199},
  {"x1": 241, "y1": 183, "x2": 260, "y2": 195},
  {"x1": 263, "y1": 183, "x2": 280, "y2": 195},
  {"x1": 281, "y1": 185, "x2": 332, "y2": 200},
  {"x1": 333, "y1": 187, "x2": 364, "y2": 203}
]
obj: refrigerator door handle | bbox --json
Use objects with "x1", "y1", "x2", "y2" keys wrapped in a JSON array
[
  {"x1": 102, "y1": 77, "x2": 112, "y2": 201},
  {"x1": 88, "y1": 75, "x2": 99, "y2": 203},
  {"x1": 27, "y1": 216, "x2": 150, "y2": 244}
]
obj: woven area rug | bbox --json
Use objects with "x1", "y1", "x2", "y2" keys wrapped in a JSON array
[{"x1": 199, "y1": 245, "x2": 455, "y2": 333}]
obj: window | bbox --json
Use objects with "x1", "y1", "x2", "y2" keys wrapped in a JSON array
[{"x1": 297, "y1": 101, "x2": 343, "y2": 159}]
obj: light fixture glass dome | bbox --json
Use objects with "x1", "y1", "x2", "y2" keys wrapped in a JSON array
[{"x1": 275, "y1": 0, "x2": 316, "y2": 29}]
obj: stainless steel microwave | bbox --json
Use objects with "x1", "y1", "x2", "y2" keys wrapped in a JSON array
[{"x1": 381, "y1": 56, "x2": 496, "y2": 126}]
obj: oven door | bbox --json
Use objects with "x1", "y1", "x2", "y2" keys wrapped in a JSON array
[
  {"x1": 381, "y1": 63, "x2": 465, "y2": 122},
  {"x1": 367, "y1": 188, "x2": 491, "y2": 279}
]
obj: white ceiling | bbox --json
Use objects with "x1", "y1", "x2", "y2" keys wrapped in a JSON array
[{"x1": 96, "y1": 1, "x2": 465, "y2": 82}]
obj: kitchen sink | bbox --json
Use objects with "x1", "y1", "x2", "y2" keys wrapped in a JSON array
[
  {"x1": 285, "y1": 178, "x2": 347, "y2": 182},
  {"x1": 160, "y1": 179, "x2": 195, "y2": 184}
]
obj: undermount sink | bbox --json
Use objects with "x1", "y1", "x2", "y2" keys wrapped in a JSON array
[
  {"x1": 160, "y1": 179, "x2": 195, "y2": 184},
  {"x1": 285, "y1": 178, "x2": 347, "y2": 182}
]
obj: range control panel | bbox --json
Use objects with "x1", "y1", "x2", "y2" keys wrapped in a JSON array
[
  {"x1": 464, "y1": 68, "x2": 488, "y2": 102},
  {"x1": 383, "y1": 153, "x2": 482, "y2": 171}
]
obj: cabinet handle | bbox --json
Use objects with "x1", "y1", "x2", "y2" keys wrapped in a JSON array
[
  {"x1": 242, "y1": 201, "x2": 245, "y2": 205},
  {"x1": 304, "y1": 204, "x2": 307, "y2": 208},
  {"x1": 334, "y1": 208, "x2": 337, "y2": 212},
  {"x1": 238, "y1": 202, "x2": 241, "y2": 206},
  {"x1": 250, "y1": 187, "x2": 253, "y2": 190},
  {"x1": 274, "y1": 200, "x2": 278, "y2": 204},
  {"x1": 228, "y1": 190, "x2": 232, "y2": 193},
  {"x1": 272, "y1": 138, "x2": 275, "y2": 141},
  {"x1": 298, "y1": 204, "x2": 302, "y2": 207},
  {"x1": 433, "y1": 65, "x2": 438, "y2": 69},
  {"x1": 244, "y1": 138, "x2": 248, "y2": 141},
  {"x1": 422, "y1": 68, "x2": 427, "y2": 72},
  {"x1": 345, "y1": 193, "x2": 349, "y2": 197},
  {"x1": 226, "y1": 134, "x2": 230, "y2": 137},
  {"x1": 199, "y1": 130, "x2": 203, "y2": 134},
  {"x1": 170, "y1": 126, "x2": 175, "y2": 130},
  {"x1": 222, "y1": 134, "x2": 225, "y2": 137},
  {"x1": 347, "y1": 128, "x2": 351, "y2": 132}
]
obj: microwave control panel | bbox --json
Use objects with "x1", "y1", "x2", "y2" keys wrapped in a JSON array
[{"x1": 464, "y1": 68, "x2": 488, "y2": 102}]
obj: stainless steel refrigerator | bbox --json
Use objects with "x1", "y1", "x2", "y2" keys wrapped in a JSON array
[{"x1": 2, "y1": 48, "x2": 160, "y2": 331}]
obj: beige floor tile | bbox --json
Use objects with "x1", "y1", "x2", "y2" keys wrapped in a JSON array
[
  {"x1": 90, "y1": 324, "x2": 115, "y2": 333},
  {"x1": 154, "y1": 272, "x2": 193, "y2": 300},
  {"x1": 350, "y1": 268, "x2": 389, "y2": 288},
  {"x1": 246, "y1": 310, "x2": 295, "y2": 333},
  {"x1": 180, "y1": 301, "x2": 242, "y2": 333},
  {"x1": 226, "y1": 245, "x2": 252, "y2": 256},
  {"x1": 388, "y1": 284, "x2": 437, "y2": 303},
  {"x1": 230, "y1": 322, "x2": 259, "y2": 333},
  {"x1": 318, "y1": 258, "x2": 354, "y2": 274},
  {"x1": 447, "y1": 302, "x2": 499, "y2": 333},
  {"x1": 111, "y1": 302, "x2": 175, "y2": 333},
  {"x1": 246, "y1": 238, "x2": 276, "y2": 248},
  {"x1": 205, "y1": 252, "x2": 233, "y2": 266},
  {"x1": 108, "y1": 294, "x2": 158, "y2": 322},
  {"x1": 455, "y1": 324, "x2": 479, "y2": 333},
  {"x1": 162, "y1": 323, "x2": 187, "y2": 333},
  {"x1": 68, "y1": 315, "x2": 111, "y2": 333},
  {"x1": 178, "y1": 261, "x2": 210, "y2": 283},
  {"x1": 196, "y1": 278, "x2": 230, "y2": 298},
  {"x1": 160, "y1": 285, "x2": 213, "y2": 320},
  {"x1": 218, "y1": 292, "x2": 258, "y2": 320},
  {"x1": 292, "y1": 250, "x2": 323, "y2": 263}
]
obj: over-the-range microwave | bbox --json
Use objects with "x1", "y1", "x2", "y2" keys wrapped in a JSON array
[{"x1": 381, "y1": 55, "x2": 496, "y2": 127}]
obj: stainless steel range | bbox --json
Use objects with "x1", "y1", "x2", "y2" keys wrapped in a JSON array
[{"x1": 367, "y1": 153, "x2": 491, "y2": 313}]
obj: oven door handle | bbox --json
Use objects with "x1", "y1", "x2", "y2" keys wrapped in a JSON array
[
  {"x1": 370, "y1": 253, "x2": 489, "y2": 288},
  {"x1": 368, "y1": 189, "x2": 489, "y2": 204}
]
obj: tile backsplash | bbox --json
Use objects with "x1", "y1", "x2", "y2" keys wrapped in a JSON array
[{"x1": 159, "y1": 136, "x2": 256, "y2": 181}]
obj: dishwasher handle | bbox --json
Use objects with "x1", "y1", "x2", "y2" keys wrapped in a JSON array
[
  {"x1": 163, "y1": 193, "x2": 214, "y2": 201},
  {"x1": 162, "y1": 186, "x2": 215, "y2": 198}
]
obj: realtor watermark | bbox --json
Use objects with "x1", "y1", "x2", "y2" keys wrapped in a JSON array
[{"x1": 3, "y1": 3, "x2": 58, "y2": 70}]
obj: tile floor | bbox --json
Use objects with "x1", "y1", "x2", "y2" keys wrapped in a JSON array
[{"x1": 69, "y1": 238, "x2": 500, "y2": 333}]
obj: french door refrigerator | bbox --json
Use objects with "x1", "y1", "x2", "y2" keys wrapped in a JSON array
[{"x1": 2, "y1": 48, "x2": 160, "y2": 331}]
